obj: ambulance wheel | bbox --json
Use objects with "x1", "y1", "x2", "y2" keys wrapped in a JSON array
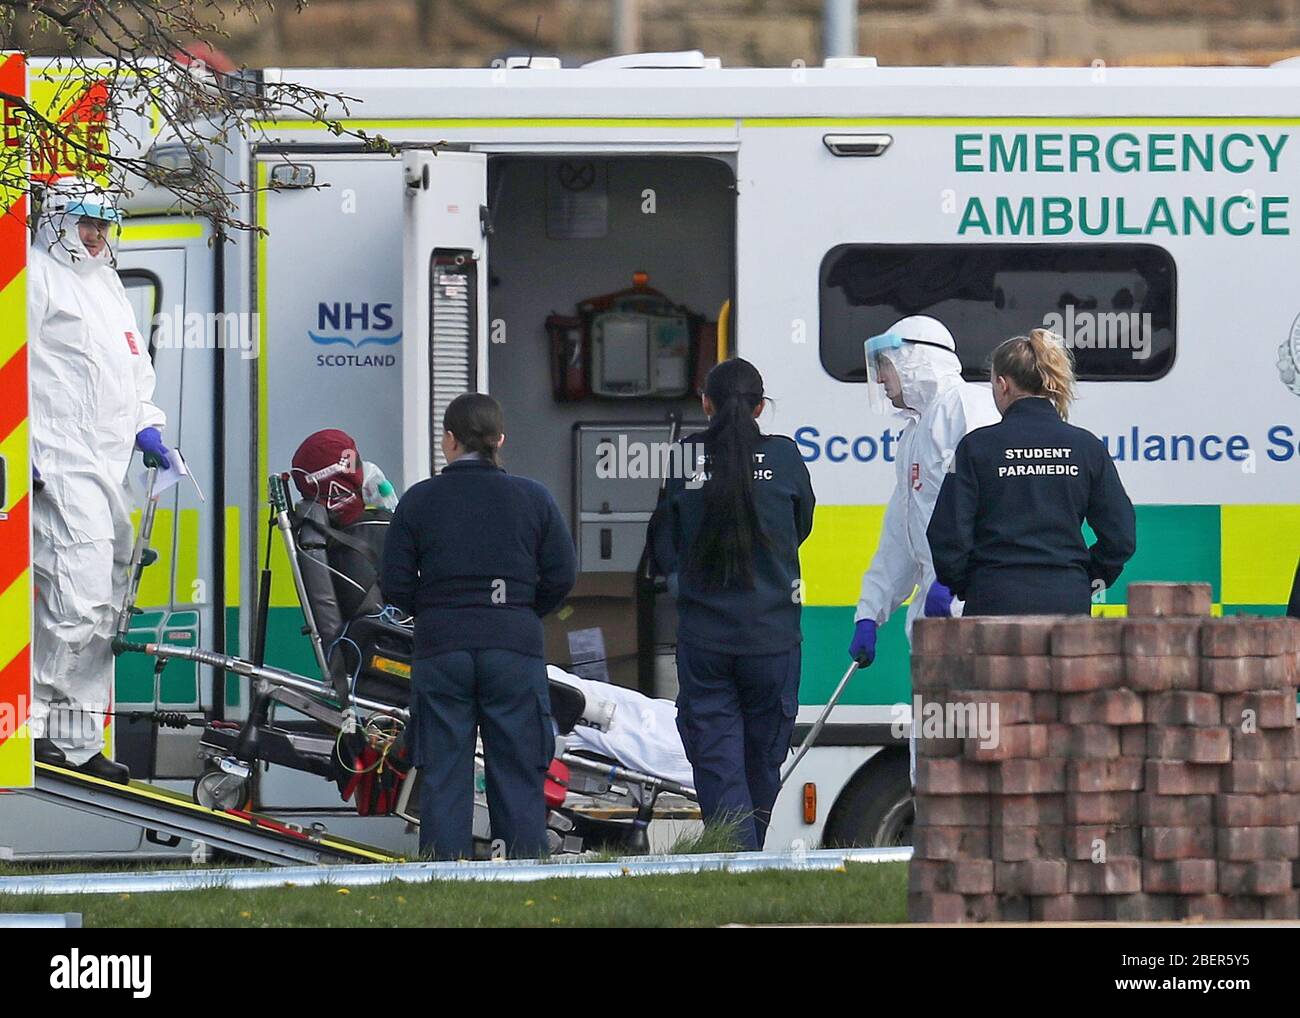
[
  {"x1": 822, "y1": 750, "x2": 914, "y2": 849},
  {"x1": 194, "y1": 768, "x2": 248, "y2": 811}
]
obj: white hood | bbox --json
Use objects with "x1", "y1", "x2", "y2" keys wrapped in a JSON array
[
  {"x1": 889, "y1": 339, "x2": 966, "y2": 419},
  {"x1": 32, "y1": 178, "x2": 118, "y2": 275}
]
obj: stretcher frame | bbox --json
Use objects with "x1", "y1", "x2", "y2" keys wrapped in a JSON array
[{"x1": 114, "y1": 471, "x2": 698, "y2": 856}]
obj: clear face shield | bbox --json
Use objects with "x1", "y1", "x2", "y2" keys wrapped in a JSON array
[
  {"x1": 69, "y1": 197, "x2": 120, "y2": 251},
  {"x1": 64, "y1": 198, "x2": 121, "y2": 224},
  {"x1": 76, "y1": 216, "x2": 112, "y2": 254},
  {"x1": 38, "y1": 185, "x2": 122, "y2": 267},
  {"x1": 864, "y1": 331, "x2": 905, "y2": 415}
]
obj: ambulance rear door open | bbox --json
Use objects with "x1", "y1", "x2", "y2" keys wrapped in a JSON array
[
  {"x1": 115, "y1": 224, "x2": 219, "y2": 785},
  {"x1": 401, "y1": 150, "x2": 488, "y2": 485}
]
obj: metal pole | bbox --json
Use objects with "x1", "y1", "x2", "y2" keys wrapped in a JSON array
[
  {"x1": 116, "y1": 467, "x2": 158, "y2": 638},
  {"x1": 612, "y1": 0, "x2": 640, "y2": 55},
  {"x1": 823, "y1": 0, "x2": 858, "y2": 60},
  {"x1": 781, "y1": 661, "x2": 858, "y2": 785},
  {"x1": 116, "y1": 639, "x2": 406, "y2": 720},
  {"x1": 558, "y1": 751, "x2": 695, "y2": 801},
  {"x1": 268, "y1": 474, "x2": 333, "y2": 686}
]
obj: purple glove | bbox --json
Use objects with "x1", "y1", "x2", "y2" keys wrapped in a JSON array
[
  {"x1": 849, "y1": 618, "x2": 878, "y2": 667},
  {"x1": 924, "y1": 581, "x2": 955, "y2": 618},
  {"x1": 136, "y1": 427, "x2": 172, "y2": 470}
]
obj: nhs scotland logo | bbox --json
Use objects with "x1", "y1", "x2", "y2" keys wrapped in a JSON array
[{"x1": 310, "y1": 301, "x2": 400, "y2": 368}]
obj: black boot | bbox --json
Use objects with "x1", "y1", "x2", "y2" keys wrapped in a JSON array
[
  {"x1": 34, "y1": 739, "x2": 66, "y2": 766},
  {"x1": 76, "y1": 753, "x2": 130, "y2": 785}
]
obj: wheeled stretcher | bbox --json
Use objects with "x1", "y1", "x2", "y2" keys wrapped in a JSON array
[{"x1": 115, "y1": 470, "x2": 697, "y2": 857}]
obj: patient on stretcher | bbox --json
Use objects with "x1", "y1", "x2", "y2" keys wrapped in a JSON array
[
  {"x1": 290, "y1": 430, "x2": 400, "y2": 692},
  {"x1": 547, "y1": 666, "x2": 694, "y2": 792},
  {"x1": 289, "y1": 429, "x2": 693, "y2": 795}
]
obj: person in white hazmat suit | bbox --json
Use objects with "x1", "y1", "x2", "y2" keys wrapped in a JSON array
[
  {"x1": 29, "y1": 177, "x2": 170, "y2": 783},
  {"x1": 846, "y1": 316, "x2": 999, "y2": 780}
]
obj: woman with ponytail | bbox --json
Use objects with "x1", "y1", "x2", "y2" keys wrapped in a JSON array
[
  {"x1": 648, "y1": 358, "x2": 816, "y2": 850},
  {"x1": 928, "y1": 329, "x2": 1136, "y2": 616},
  {"x1": 381, "y1": 392, "x2": 576, "y2": 860}
]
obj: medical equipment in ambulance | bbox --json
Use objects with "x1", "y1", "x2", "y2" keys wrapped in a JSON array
[{"x1": 547, "y1": 272, "x2": 716, "y2": 401}]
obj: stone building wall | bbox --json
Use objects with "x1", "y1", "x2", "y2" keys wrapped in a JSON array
[{"x1": 206, "y1": 0, "x2": 1300, "y2": 70}]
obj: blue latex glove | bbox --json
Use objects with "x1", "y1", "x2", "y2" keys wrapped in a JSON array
[
  {"x1": 136, "y1": 427, "x2": 172, "y2": 470},
  {"x1": 924, "y1": 581, "x2": 955, "y2": 618},
  {"x1": 849, "y1": 618, "x2": 878, "y2": 667}
]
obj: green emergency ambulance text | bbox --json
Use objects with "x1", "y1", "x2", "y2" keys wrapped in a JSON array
[{"x1": 952, "y1": 131, "x2": 1291, "y2": 237}]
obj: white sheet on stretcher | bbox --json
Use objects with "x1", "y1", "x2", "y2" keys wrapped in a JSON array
[{"x1": 547, "y1": 665, "x2": 695, "y2": 792}]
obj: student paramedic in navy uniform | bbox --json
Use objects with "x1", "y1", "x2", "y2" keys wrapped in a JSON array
[
  {"x1": 927, "y1": 329, "x2": 1136, "y2": 616},
  {"x1": 380, "y1": 393, "x2": 576, "y2": 859},
  {"x1": 649, "y1": 358, "x2": 816, "y2": 851}
]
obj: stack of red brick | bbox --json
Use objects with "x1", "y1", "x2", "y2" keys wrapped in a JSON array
[{"x1": 909, "y1": 582, "x2": 1300, "y2": 922}]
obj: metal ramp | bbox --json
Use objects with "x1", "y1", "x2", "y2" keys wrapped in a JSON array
[{"x1": 21, "y1": 763, "x2": 404, "y2": 866}]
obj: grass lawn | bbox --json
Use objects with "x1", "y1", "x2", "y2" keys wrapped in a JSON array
[{"x1": 0, "y1": 860, "x2": 909, "y2": 927}]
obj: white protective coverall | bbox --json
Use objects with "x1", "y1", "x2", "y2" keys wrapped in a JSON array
[
  {"x1": 29, "y1": 180, "x2": 165, "y2": 764},
  {"x1": 854, "y1": 332, "x2": 999, "y2": 637}
]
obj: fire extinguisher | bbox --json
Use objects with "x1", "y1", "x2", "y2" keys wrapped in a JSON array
[{"x1": 546, "y1": 313, "x2": 588, "y2": 401}]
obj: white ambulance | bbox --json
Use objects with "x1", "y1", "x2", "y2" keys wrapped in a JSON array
[{"x1": 7, "y1": 52, "x2": 1299, "y2": 859}]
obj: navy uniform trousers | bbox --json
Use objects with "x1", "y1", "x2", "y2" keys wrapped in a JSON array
[
  {"x1": 963, "y1": 564, "x2": 1093, "y2": 617},
  {"x1": 411, "y1": 648, "x2": 553, "y2": 860},
  {"x1": 675, "y1": 641, "x2": 801, "y2": 852}
]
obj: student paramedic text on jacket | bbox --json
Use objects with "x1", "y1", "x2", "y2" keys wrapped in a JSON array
[
  {"x1": 649, "y1": 358, "x2": 815, "y2": 852},
  {"x1": 380, "y1": 393, "x2": 576, "y2": 860},
  {"x1": 927, "y1": 329, "x2": 1136, "y2": 617}
]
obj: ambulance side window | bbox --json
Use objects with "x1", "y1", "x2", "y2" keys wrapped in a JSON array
[
  {"x1": 119, "y1": 269, "x2": 163, "y2": 362},
  {"x1": 819, "y1": 243, "x2": 1175, "y2": 382}
]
